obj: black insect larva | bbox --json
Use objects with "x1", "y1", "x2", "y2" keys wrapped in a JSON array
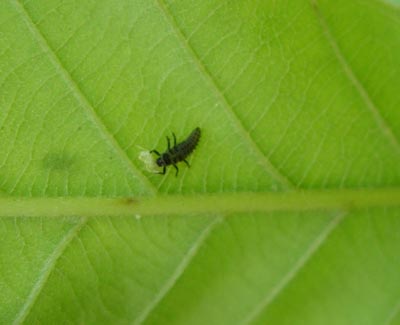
[{"x1": 150, "y1": 127, "x2": 201, "y2": 176}]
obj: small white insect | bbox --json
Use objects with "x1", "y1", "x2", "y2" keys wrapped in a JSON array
[{"x1": 138, "y1": 146, "x2": 159, "y2": 173}]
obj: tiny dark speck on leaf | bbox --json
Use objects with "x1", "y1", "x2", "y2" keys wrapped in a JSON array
[
  {"x1": 124, "y1": 198, "x2": 137, "y2": 205},
  {"x1": 42, "y1": 152, "x2": 74, "y2": 171}
]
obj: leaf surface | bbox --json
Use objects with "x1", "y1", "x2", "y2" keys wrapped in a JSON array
[{"x1": 0, "y1": 0, "x2": 400, "y2": 324}]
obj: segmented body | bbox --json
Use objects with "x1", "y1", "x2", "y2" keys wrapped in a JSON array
[{"x1": 151, "y1": 127, "x2": 201, "y2": 176}]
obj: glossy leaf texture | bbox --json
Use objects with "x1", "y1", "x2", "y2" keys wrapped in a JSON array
[{"x1": 0, "y1": 0, "x2": 400, "y2": 324}]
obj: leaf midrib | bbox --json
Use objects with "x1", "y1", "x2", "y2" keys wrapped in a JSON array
[{"x1": 2, "y1": 188, "x2": 400, "y2": 218}]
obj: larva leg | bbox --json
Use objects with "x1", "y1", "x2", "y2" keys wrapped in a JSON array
[
  {"x1": 183, "y1": 159, "x2": 190, "y2": 168},
  {"x1": 173, "y1": 164, "x2": 179, "y2": 176},
  {"x1": 172, "y1": 132, "x2": 177, "y2": 146},
  {"x1": 166, "y1": 136, "x2": 171, "y2": 150},
  {"x1": 150, "y1": 150, "x2": 160, "y2": 156}
]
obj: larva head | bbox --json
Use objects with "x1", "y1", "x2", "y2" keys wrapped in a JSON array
[
  {"x1": 156, "y1": 157, "x2": 166, "y2": 167},
  {"x1": 156, "y1": 153, "x2": 171, "y2": 167}
]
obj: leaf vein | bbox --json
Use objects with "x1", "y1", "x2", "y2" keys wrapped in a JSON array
[
  {"x1": 12, "y1": 217, "x2": 87, "y2": 325},
  {"x1": 241, "y1": 212, "x2": 346, "y2": 324},
  {"x1": 133, "y1": 217, "x2": 223, "y2": 325},
  {"x1": 11, "y1": 0, "x2": 157, "y2": 194},
  {"x1": 312, "y1": 0, "x2": 400, "y2": 156},
  {"x1": 384, "y1": 298, "x2": 400, "y2": 325},
  {"x1": 9, "y1": 1, "x2": 160, "y2": 322},
  {"x1": 155, "y1": 0, "x2": 294, "y2": 189}
]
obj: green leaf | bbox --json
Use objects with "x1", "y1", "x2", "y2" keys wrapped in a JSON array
[{"x1": 1, "y1": 0, "x2": 400, "y2": 324}]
